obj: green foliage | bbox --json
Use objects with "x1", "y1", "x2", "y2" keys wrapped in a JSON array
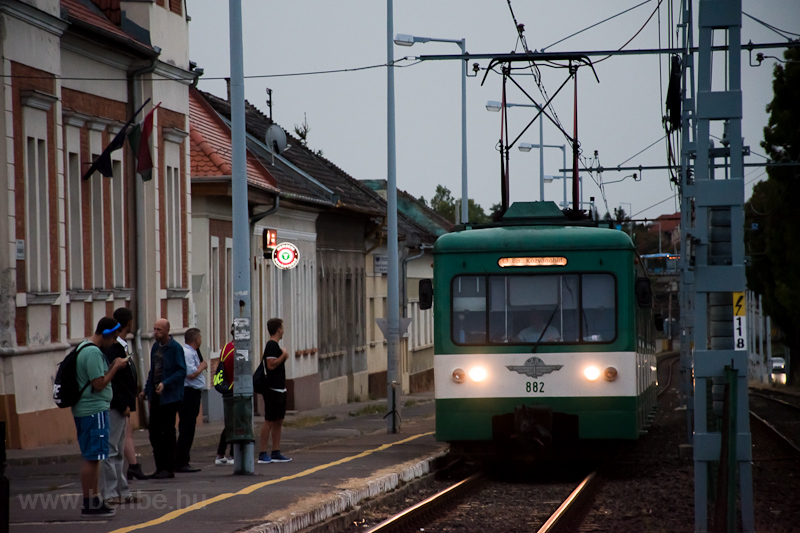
[
  {"x1": 428, "y1": 184, "x2": 490, "y2": 223},
  {"x1": 745, "y1": 47, "x2": 800, "y2": 380}
]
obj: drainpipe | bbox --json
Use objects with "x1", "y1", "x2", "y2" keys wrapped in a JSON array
[
  {"x1": 128, "y1": 51, "x2": 161, "y2": 422},
  {"x1": 402, "y1": 244, "x2": 433, "y2": 318},
  {"x1": 249, "y1": 196, "x2": 280, "y2": 227}
]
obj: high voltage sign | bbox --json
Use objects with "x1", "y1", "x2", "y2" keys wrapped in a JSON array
[{"x1": 733, "y1": 292, "x2": 746, "y2": 351}]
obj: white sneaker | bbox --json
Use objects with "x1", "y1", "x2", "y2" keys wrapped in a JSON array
[{"x1": 215, "y1": 456, "x2": 233, "y2": 465}]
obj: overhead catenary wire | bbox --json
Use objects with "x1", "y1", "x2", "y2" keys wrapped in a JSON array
[
  {"x1": 541, "y1": 0, "x2": 655, "y2": 52},
  {"x1": 0, "y1": 57, "x2": 420, "y2": 82},
  {"x1": 743, "y1": 11, "x2": 800, "y2": 40}
]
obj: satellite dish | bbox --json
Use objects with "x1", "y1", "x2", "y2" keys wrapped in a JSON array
[{"x1": 265, "y1": 124, "x2": 287, "y2": 154}]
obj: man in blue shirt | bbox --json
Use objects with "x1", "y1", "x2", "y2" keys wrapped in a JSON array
[
  {"x1": 140, "y1": 318, "x2": 186, "y2": 479},
  {"x1": 175, "y1": 327, "x2": 206, "y2": 472},
  {"x1": 73, "y1": 317, "x2": 129, "y2": 518}
]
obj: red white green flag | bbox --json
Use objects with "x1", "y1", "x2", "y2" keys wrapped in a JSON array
[{"x1": 127, "y1": 102, "x2": 161, "y2": 182}]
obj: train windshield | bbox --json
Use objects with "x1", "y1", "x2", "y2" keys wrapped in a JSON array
[{"x1": 451, "y1": 273, "x2": 616, "y2": 345}]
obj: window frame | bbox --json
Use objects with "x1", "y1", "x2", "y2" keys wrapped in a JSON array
[{"x1": 450, "y1": 272, "x2": 619, "y2": 346}]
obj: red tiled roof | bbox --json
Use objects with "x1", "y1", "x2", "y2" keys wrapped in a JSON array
[
  {"x1": 61, "y1": 0, "x2": 154, "y2": 55},
  {"x1": 189, "y1": 88, "x2": 278, "y2": 192}
]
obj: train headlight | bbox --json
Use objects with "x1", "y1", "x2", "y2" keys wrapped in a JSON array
[
  {"x1": 452, "y1": 368, "x2": 466, "y2": 384},
  {"x1": 604, "y1": 366, "x2": 618, "y2": 382},
  {"x1": 468, "y1": 366, "x2": 487, "y2": 382},
  {"x1": 583, "y1": 366, "x2": 601, "y2": 381}
]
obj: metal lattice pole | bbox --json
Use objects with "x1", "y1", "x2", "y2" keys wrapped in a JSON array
[{"x1": 688, "y1": 0, "x2": 754, "y2": 529}]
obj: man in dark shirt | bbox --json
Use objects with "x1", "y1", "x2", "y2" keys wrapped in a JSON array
[
  {"x1": 140, "y1": 318, "x2": 186, "y2": 479},
  {"x1": 100, "y1": 308, "x2": 138, "y2": 503},
  {"x1": 257, "y1": 318, "x2": 291, "y2": 463}
]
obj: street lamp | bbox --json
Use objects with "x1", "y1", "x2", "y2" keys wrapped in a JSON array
[
  {"x1": 396, "y1": 33, "x2": 468, "y2": 224},
  {"x1": 519, "y1": 142, "x2": 567, "y2": 206},
  {"x1": 486, "y1": 100, "x2": 546, "y2": 201}
]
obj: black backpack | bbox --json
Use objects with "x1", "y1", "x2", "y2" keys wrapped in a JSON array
[{"x1": 53, "y1": 342, "x2": 93, "y2": 408}]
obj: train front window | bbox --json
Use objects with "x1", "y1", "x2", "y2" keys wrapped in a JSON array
[
  {"x1": 452, "y1": 276, "x2": 487, "y2": 344},
  {"x1": 451, "y1": 273, "x2": 616, "y2": 345}
]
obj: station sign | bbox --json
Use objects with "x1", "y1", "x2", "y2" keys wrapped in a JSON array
[
  {"x1": 374, "y1": 254, "x2": 388, "y2": 274},
  {"x1": 272, "y1": 242, "x2": 300, "y2": 270}
]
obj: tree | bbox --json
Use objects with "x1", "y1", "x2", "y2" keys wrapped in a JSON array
[
  {"x1": 427, "y1": 185, "x2": 490, "y2": 223},
  {"x1": 744, "y1": 46, "x2": 800, "y2": 384},
  {"x1": 293, "y1": 113, "x2": 323, "y2": 157},
  {"x1": 430, "y1": 185, "x2": 455, "y2": 222}
]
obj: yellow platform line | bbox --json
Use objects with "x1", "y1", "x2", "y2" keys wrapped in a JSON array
[{"x1": 109, "y1": 431, "x2": 434, "y2": 533}]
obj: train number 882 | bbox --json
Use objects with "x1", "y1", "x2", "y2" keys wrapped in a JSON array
[{"x1": 525, "y1": 381, "x2": 545, "y2": 393}]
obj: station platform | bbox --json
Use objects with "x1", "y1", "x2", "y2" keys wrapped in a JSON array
[{"x1": 4, "y1": 391, "x2": 443, "y2": 533}]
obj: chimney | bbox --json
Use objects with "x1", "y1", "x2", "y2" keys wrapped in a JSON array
[
  {"x1": 225, "y1": 78, "x2": 231, "y2": 102},
  {"x1": 90, "y1": 0, "x2": 121, "y2": 25}
]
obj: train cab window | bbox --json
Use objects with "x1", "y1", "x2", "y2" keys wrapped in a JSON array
[
  {"x1": 451, "y1": 273, "x2": 616, "y2": 345},
  {"x1": 452, "y1": 276, "x2": 487, "y2": 344},
  {"x1": 581, "y1": 274, "x2": 616, "y2": 341}
]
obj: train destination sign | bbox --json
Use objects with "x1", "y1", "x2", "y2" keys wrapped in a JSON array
[
  {"x1": 272, "y1": 242, "x2": 300, "y2": 270},
  {"x1": 498, "y1": 256, "x2": 567, "y2": 268}
]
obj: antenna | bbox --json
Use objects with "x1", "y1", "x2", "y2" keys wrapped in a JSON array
[{"x1": 265, "y1": 124, "x2": 287, "y2": 165}]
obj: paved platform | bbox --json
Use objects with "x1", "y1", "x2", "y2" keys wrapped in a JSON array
[{"x1": 3, "y1": 391, "x2": 444, "y2": 533}]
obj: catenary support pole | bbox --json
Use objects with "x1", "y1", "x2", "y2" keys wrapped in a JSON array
[
  {"x1": 228, "y1": 0, "x2": 255, "y2": 473},
  {"x1": 386, "y1": 0, "x2": 401, "y2": 433}
]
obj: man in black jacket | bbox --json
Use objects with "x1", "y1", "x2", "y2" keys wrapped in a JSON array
[{"x1": 99, "y1": 307, "x2": 138, "y2": 504}]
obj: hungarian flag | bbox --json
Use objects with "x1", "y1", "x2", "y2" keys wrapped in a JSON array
[{"x1": 128, "y1": 102, "x2": 160, "y2": 182}]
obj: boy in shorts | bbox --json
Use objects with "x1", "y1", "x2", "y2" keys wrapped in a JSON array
[
  {"x1": 72, "y1": 317, "x2": 130, "y2": 517},
  {"x1": 257, "y1": 318, "x2": 291, "y2": 463}
]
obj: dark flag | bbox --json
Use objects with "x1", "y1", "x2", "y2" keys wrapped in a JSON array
[
  {"x1": 127, "y1": 103, "x2": 160, "y2": 182},
  {"x1": 81, "y1": 98, "x2": 151, "y2": 181}
]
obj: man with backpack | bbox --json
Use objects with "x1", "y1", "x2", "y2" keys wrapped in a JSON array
[{"x1": 72, "y1": 317, "x2": 130, "y2": 518}]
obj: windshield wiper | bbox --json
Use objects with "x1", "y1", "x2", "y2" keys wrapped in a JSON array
[{"x1": 531, "y1": 305, "x2": 560, "y2": 353}]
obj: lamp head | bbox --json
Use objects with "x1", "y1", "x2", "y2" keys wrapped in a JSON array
[
  {"x1": 518, "y1": 143, "x2": 533, "y2": 152},
  {"x1": 485, "y1": 100, "x2": 502, "y2": 112},
  {"x1": 394, "y1": 34, "x2": 416, "y2": 46}
]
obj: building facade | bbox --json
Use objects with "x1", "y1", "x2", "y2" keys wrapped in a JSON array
[{"x1": 0, "y1": 0, "x2": 193, "y2": 448}]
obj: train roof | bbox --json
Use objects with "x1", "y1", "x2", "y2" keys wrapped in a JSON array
[{"x1": 436, "y1": 202, "x2": 635, "y2": 254}]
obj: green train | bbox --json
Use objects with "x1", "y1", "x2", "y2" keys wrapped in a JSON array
[{"x1": 419, "y1": 202, "x2": 658, "y2": 457}]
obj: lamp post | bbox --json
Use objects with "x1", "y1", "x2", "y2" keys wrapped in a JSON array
[
  {"x1": 385, "y1": 0, "x2": 401, "y2": 433},
  {"x1": 395, "y1": 34, "x2": 468, "y2": 223},
  {"x1": 519, "y1": 142, "x2": 566, "y2": 205},
  {"x1": 486, "y1": 100, "x2": 546, "y2": 201}
]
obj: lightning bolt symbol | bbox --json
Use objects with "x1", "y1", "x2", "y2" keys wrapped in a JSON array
[{"x1": 734, "y1": 294, "x2": 744, "y2": 316}]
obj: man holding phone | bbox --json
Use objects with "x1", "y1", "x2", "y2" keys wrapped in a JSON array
[{"x1": 99, "y1": 307, "x2": 138, "y2": 505}]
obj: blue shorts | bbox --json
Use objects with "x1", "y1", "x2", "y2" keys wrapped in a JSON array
[{"x1": 74, "y1": 411, "x2": 110, "y2": 461}]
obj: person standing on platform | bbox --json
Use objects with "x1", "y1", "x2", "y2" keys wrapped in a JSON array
[
  {"x1": 140, "y1": 318, "x2": 186, "y2": 479},
  {"x1": 215, "y1": 326, "x2": 235, "y2": 465},
  {"x1": 99, "y1": 308, "x2": 138, "y2": 504},
  {"x1": 175, "y1": 327, "x2": 206, "y2": 473},
  {"x1": 73, "y1": 317, "x2": 129, "y2": 518},
  {"x1": 258, "y1": 318, "x2": 291, "y2": 464}
]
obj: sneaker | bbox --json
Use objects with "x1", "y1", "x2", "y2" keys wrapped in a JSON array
[
  {"x1": 82, "y1": 497, "x2": 116, "y2": 518},
  {"x1": 257, "y1": 452, "x2": 272, "y2": 464},
  {"x1": 270, "y1": 451, "x2": 292, "y2": 463},
  {"x1": 215, "y1": 456, "x2": 233, "y2": 465}
]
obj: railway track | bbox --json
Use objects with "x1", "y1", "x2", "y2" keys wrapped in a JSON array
[
  {"x1": 749, "y1": 389, "x2": 800, "y2": 455},
  {"x1": 362, "y1": 467, "x2": 603, "y2": 533}
]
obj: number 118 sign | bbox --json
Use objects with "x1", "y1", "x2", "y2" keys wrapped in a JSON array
[{"x1": 733, "y1": 292, "x2": 746, "y2": 351}]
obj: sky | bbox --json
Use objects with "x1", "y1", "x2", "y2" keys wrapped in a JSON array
[{"x1": 186, "y1": 0, "x2": 799, "y2": 222}]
